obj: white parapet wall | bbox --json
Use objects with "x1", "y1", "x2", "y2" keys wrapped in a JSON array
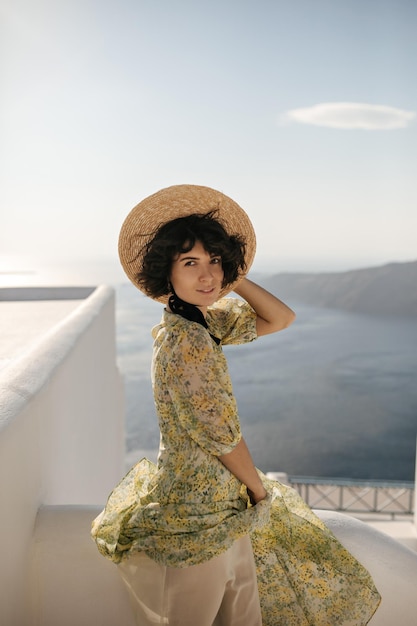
[{"x1": 0, "y1": 286, "x2": 125, "y2": 626}]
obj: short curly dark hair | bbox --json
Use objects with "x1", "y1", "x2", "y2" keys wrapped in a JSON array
[{"x1": 135, "y1": 211, "x2": 247, "y2": 299}]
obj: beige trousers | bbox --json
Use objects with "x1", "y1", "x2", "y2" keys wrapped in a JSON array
[{"x1": 118, "y1": 535, "x2": 262, "y2": 626}]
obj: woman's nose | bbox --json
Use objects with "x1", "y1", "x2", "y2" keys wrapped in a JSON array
[{"x1": 199, "y1": 265, "x2": 214, "y2": 280}]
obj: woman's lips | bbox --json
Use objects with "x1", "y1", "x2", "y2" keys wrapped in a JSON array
[{"x1": 197, "y1": 287, "x2": 215, "y2": 294}]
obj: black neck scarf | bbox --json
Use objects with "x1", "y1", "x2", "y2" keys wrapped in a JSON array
[{"x1": 168, "y1": 291, "x2": 221, "y2": 345}]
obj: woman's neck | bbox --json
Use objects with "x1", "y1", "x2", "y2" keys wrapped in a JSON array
[{"x1": 167, "y1": 292, "x2": 219, "y2": 344}]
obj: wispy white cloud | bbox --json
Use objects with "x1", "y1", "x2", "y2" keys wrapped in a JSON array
[{"x1": 283, "y1": 102, "x2": 415, "y2": 130}]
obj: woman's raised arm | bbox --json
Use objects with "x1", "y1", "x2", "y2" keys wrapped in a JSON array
[{"x1": 233, "y1": 277, "x2": 296, "y2": 337}]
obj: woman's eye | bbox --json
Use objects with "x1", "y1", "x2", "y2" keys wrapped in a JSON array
[{"x1": 211, "y1": 257, "x2": 221, "y2": 264}]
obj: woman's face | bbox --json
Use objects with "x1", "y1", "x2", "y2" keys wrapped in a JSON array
[{"x1": 169, "y1": 240, "x2": 224, "y2": 314}]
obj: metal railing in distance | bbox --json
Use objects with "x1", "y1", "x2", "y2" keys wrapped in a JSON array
[{"x1": 287, "y1": 476, "x2": 414, "y2": 518}]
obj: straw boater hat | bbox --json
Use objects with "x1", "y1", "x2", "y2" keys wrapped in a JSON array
[{"x1": 118, "y1": 184, "x2": 256, "y2": 302}]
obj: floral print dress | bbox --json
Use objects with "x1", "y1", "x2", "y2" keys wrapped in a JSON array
[{"x1": 91, "y1": 298, "x2": 381, "y2": 625}]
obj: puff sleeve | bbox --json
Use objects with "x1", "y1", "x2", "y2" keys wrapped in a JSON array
[
  {"x1": 166, "y1": 324, "x2": 242, "y2": 457},
  {"x1": 207, "y1": 298, "x2": 258, "y2": 346}
]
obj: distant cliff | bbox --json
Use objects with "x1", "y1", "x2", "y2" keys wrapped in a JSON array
[{"x1": 262, "y1": 260, "x2": 417, "y2": 317}]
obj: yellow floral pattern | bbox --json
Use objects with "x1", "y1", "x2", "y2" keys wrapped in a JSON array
[{"x1": 91, "y1": 298, "x2": 381, "y2": 624}]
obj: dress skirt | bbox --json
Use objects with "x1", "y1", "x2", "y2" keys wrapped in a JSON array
[
  {"x1": 249, "y1": 473, "x2": 381, "y2": 625},
  {"x1": 91, "y1": 459, "x2": 381, "y2": 625}
]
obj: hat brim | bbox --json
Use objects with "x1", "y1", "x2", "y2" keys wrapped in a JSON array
[{"x1": 118, "y1": 184, "x2": 256, "y2": 303}]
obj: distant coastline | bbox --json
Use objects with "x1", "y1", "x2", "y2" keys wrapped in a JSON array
[{"x1": 262, "y1": 260, "x2": 417, "y2": 317}]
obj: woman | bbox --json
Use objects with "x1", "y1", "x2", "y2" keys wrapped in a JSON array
[{"x1": 92, "y1": 185, "x2": 380, "y2": 625}]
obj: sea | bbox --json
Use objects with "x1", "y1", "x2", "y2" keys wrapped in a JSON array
[
  {"x1": 116, "y1": 282, "x2": 417, "y2": 483},
  {"x1": 3, "y1": 257, "x2": 415, "y2": 481}
]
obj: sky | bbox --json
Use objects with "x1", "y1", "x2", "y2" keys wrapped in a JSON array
[{"x1": 1, "y1": 0, "x2": 416, "y2": 285}]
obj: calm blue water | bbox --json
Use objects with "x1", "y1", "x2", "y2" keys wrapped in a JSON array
[{"x1": 115, "y1": 283, "x2": 417, "y2": 481}]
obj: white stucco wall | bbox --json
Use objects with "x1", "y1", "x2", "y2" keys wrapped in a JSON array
[{"x1": 0, "y1": 286, "x2": 125, "y2": 626}]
